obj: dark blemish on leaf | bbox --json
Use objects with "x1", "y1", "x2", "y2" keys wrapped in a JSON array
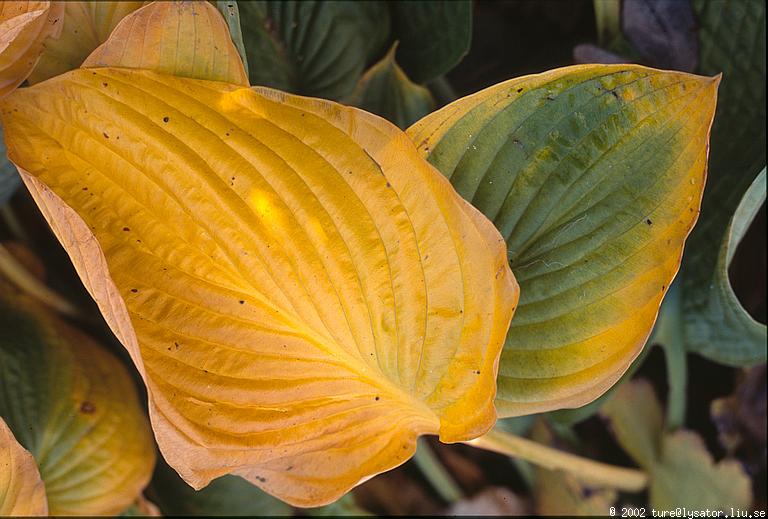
[
  {"x1": 102, "y1": 82, "x2": 108, "y2": 87},
  {"x1": 82, "y1": 187, "x2": 88, "y2": 191},
  {"x1": 136, "y1": 239, "x2": 141, "y2": 243},
  {"x1": 375, "y1": 396, "x2": 380, "y2": 401},
  {"x1": 174, "y1": 342, "x2": 180, "y2": 350},
  {"x1": 225, "y1": 132, "x2": 230, "y2": 136},
  {"x1": 102, "y1": 132, "x2": 109, "y2": 139},
  {"x1": 610, "y1": 90, "x2": 619, "y2": 100},
  {"x1": 130, "y1": 288, "x2": 138, "y2": 293},
  {"x1": 239, "y1": 300, "x2": 245, "y2": 304},
  {"x1": 517, "y1": 87, "x2": 524, "y2": 93},
  {"x1": 386, "y1": 182, "x2": 391, "y2": 188},
  {"x1": 546, "y1": 93, "x2": 556, "y2": 101},
  {"x1": 474, "y1": 370, "x2": 481, "y2": 375},
  {"x1": 123, "y1": 227, "x2": 130, "y2": 232},
  {"x1": 646, "y1": 218, "x2": 653, "y2": 225},
  {"x1": 254, "y1": 476, "x2": 267, "y2": 483},
  {"x1": 80, "y1": 401, "x2": 96, "y2": 414},
  {"x1": 163, "y1": 116, "x2": 169, "y2": 123},
  {"x1": 286, "y1": 466, "x2": 293, "y2": 471}
]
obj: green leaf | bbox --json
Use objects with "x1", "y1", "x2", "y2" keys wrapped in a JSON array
[
  {"x1": 679, "y1": 0, "x2": 766, "y2": 365},
  {"x1": 0, "y1": 282, "x2": 155, "y2": 515},
  {"x1": 408, "y1": 64, "x2": 719, "y2": 417},
  {"x1": 651, "y1": 431, "x2": 752, "y2": 509},
  {"x1": 390, "y1": 0, "x2": 471, "y2": 83},
  {"x1": 149, "y1": 458, "x2": 291, "y2": 516},
  {"x1": 601, "y1": 379, "x2": 753, "y2": 510},
  {"x1": 600, "y1": 379, "x2": 663, "y2": 468},
  {"x1": 346, "y1": 43, "x2": 435, "y2": 129},
  {"x1": 238, "y1": 1, "x2": 389, "y2": 100},
  {"x1": 0, "y1": 126, "x2": 20, "y2": 205}
]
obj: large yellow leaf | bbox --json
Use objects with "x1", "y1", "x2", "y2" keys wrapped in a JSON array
[
  {"x1": 407, "y1": 65, "x2": 718, "y2": 416},
  {"x1": 25, "y1": 1, "x2": 142, "y2": 84},
  {"x1": 0, "y1": 68, "x2": 517, "y2": 506},
  {"x1": 81, "y1": 1, "x2": 248, "y2": 85},
  {"x1": 0, "y1": 1, "x2": 63, "y2": 98},
  {"x1": 0, "y1": 418, "x2": 47, "y2": 516},
  {"x1": 0, "y1": 281, "x2": 156, "y2": 515}
]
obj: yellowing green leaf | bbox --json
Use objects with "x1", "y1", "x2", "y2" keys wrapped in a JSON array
[
  {"x1": 0, "y1": 283, "x2": 156, "y2": 515},
  {"x1": 346, "y1": 43, "x2": 435, "y2": 129},
  {"x1": 408, "y1": 64, "x2": 719, "y2": 417},
  {"x1": 82, "y1": 1, "x2": 248, "y2": 85},
  {"x1": 0, "y1": 1, "x2": 63, "y2": 98},
  {"x1": 0, "y1": 417, "x2": 47, "y2": 516},
  {"x1": 0, "y1": 68, "x2": 517, "y2": 507},
  {"x1": 25, "y1": 1, "x2": 142, "y2": 84}
]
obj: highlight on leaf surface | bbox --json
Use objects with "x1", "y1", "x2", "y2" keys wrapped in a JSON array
[
  {"x1": 0, "y1": 417, "x2": 47, "y2": 516},
  {"x1": 408, "y1": 64, "x2": 719, "y2": 417},
  {"x1": 0, "y1": 67, "x2": 518, "y2": 506},
  {"x1": 0, "y1": 281, "x2": 156, "y2": 515},
  {"x1": 82, "y1": 1, "x2": 248, "y2": 85},
  {"x1": 0, "y1": 0, "x2": 63, "y2": 99}
]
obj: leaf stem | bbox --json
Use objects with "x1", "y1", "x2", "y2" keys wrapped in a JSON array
[
  {"x1": 0, "y1": 243, "x2": 83, "y2": 319},
  {"x1": 465, "y1": 428, "x2": 648, "y2": 492},
  {"x1": 412, "y1": 438, "x2": 463, "y2": 503}
]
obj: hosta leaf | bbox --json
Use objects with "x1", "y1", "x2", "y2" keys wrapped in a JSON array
[
  {"x1": 216, "y1": 1, "x2": 249, "y2": 77},
  {"x1": 239, "y1": 1, "x2": 389, "y2": 100},
  {"x1": 390, "y1": 0, "x2": 472, "y2": 84},
  {"x1": 0, "y1": 68, "x2": 517, "y2": 506},
  {"x1": 0, "y1": 1, "x2": 63, "y2": 98},
  {"x1": 0, "y1": 417, "x2": 47, "y2": 516},
  {"x1": 25, "y1": 1, "x2": 142, "y2": 84},
  {"x1": 82, "y1": 1, "x2": 248, "y2": 86},
  {"x1": 650, "y1": 431, "x2": 752, "y2": 509},
  {"x1": 0, "y1": 284, "x2": 156, "y2": 515},
  {"x1": 408, "y1": 64, "x2": 719, "y2": 416},
  {"x1": 684, "y1": 169, "x2": 766, "y2": 365},
  {"x1": 679, "y1": 0, "x2": 766, "y2": 366},
  {"x1": 346, "y1": 43, "x2": 435, "y2": 129}
]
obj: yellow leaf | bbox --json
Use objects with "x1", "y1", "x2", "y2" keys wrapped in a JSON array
[
  {"x1": 0, "y1": 1, "x2": 63, "y2": 99},
  {"x1": 0, "y1": 418, "x2": 47, "y2": 516},
  {"x1": 0, "y1": 282, "x2": 156, "y2": 515},
  {"x1": 408, "y1": 65, "x2": 719, "y2": 416},
  {"x1": 0, "y1": 68, "x2": 517, "y2": 506},
  {"x1": 26, "y1": 1, "x2": 142, "y2": 84},
  {"x1": 82, "y1": 1, "x2": 247, "y2": 85}
]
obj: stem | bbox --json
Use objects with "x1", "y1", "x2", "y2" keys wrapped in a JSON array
[
  {"x1": 465, "y1": 428, "x2": 648, "y2": 492},
  {"x1": 650, "y1": 281, "x2": 687, "y2": 430},
  {"x1": 0, "y1": 243, "x2": 83, "y2": 319},
  {"x1": 412, "y1": 438, "x2": 463, "y2": 503}
]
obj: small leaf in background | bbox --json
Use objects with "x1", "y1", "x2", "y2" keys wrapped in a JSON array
[
  {"x1": 446, "y1": 487, "x2": 529, "y2": 516},
  {"x1": 528, "y1": 419, "x2": 617, "y2": 515},
  {"x1": 621, "y1": 0, "x2": 698, "y2": 72},
  {"x1": 0, "y1": 283, "x2": 156, "y2": 515},
  {"x1": 82, "y1": 1, "x2": 248, "y2": 85},
  {"x1": 601, "y1": 379, "x2": 752, "y2": 510},
  {"x1": 239, "y1": 1, "x2": 389, "y2": 100},
  {"x1": 600, "y1": 379, "x2": 663, "y2": 468},
  {"x1": 651, "y1": 431, "x2": 752, "y2": 509},
  {"x1": 149, "y1": 459, "x2": 291, "y2": 516},
  {"x1": 0, "y1": 417, "x2": 47, "y2": 516},
  {"x1": 346, "y1": 43, "x2": 435, "y2": 129},
  {"x1": 0, "y1": 1, "x2": 63, "y2": 98},
  {"x1": 390, "y1": 0, "x2": 472, "y2": 84},
  {"x1": 1, "y1": 67, "x2": 517, "y2": 506},
  {"x1": 408, "y1": 64, "x2": 719, "y2": 417},
  {"x1": 26, "y1": 1, "x2": 142, "y2": 84}
]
